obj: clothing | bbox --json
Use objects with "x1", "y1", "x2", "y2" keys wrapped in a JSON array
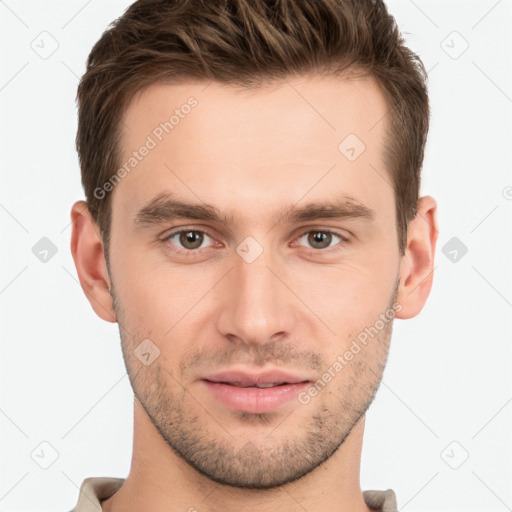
[{"x1": 70, "y1": 476, "x2": 398, "y2": 512}]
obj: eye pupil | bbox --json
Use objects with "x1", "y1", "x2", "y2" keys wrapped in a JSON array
[
  {"x1": 308, "y1": 231, "x2": 331, "y2": 249},
  {"x1": 180, "y1": 231, "x2": 203, "y2": 249}
]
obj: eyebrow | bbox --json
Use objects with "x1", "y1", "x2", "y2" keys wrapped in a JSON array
[{"x1": 134, "y1": 192, "x2": 375, "y2": 228}]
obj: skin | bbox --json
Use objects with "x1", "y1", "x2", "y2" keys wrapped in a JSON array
[{"x1": 70, "y1": 75, "x2": 438, "y2": 512}]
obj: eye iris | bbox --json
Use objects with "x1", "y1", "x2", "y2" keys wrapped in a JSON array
[
  {"x1": 308, "y1": 231, "x2": 331, "y2": 249},
  {"x1": 180, "y1": 231, "x2": 203, "y2": 250}
]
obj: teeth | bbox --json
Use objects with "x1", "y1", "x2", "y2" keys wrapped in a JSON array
[{"x1": 256, "y1": 382, "x2": 283, "y2": 388}]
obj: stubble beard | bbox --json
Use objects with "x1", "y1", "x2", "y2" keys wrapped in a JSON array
[{"x1": 110, "y1": 279, "x2": 397, "y2": 489}]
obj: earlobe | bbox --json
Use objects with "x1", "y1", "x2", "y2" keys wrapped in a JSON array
[
  {"x1": 395, "y1": 196, "x2": 438, "y2": 319},
  {"x1": 70, "y1": 200, "x2": 117, "y2": 323}
]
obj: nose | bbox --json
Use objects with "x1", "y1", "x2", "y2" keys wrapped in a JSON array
[{"x1": 215, "y1": 249, "x2": 297, "y2": 347}]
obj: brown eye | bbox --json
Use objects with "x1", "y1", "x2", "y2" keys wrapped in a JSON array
[
  {"x1": 163, "y1": 229, "x2": 214, "y2": 253},
  {"x1": 179, "y1": 231, "x2": 204, "y2": 250},
  {"x1": 297, "y1": 230, "x2": 345, "y2": 251},
  {"x1": 308, "y1": 231, "x2": 331, "y2": 249}
]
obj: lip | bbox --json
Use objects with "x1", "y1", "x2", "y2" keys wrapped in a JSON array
[
  {"x1": 203, "y1": 369, "x2": 310, "y2": 387},
  {"x1": 201, "y1": 369, "x2": 312, "y2": 414}
]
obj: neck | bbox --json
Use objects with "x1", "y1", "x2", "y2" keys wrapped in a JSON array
[{"x1": 101, "y1": 400, "x2": 371, "y2": 512}]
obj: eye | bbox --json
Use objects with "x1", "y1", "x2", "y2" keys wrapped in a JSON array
[
  {"x1": 161, "y1": 227, "x2": 348, "y2": 257},
  {"x1": 163, "y1": 229, "x2": 216, "y2": 254},
  {"x1": 296, "y1": 229, "x2": 346, "y2": 251}
]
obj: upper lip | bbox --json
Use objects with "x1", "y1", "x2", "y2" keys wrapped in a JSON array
[{"x1": 202, "y1": 369, "x2": 311, "y2": 387}]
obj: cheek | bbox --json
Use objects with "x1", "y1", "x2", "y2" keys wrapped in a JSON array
[
  {"x1": 114, "y1": 255, "x2": 214, "y2": 340},
  {"x1": 292, "y1": 258, "x2": 396, "y2": 318},
  {"x1": 285, "y1": 260, "x2": 398, "y2": 363}
]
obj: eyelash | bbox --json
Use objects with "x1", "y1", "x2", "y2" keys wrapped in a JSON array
[{"x1": 161, "y1": 227, "x2": 348, "y2": 257}]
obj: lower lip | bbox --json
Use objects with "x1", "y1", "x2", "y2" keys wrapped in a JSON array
[{"x1": 202, "y1": 380, "x2": 310, "y2": 414}]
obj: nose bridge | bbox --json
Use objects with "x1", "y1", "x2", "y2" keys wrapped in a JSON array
[{"x1": 215, "y1": 246, "x2": 295, "y2": 345}]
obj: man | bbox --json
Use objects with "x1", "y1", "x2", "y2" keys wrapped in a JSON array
[{"x1": 69, "y1": 0, "x2": 438, "y2": 510}]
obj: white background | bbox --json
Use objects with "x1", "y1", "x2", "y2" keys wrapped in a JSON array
[{"x1": 0, "y1": 0, "x2": 511, "y2": 510}]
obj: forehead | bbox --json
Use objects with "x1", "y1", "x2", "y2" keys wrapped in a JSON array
[{"x1": 114, "y1": 75, "x2": 391, "y2": 222}]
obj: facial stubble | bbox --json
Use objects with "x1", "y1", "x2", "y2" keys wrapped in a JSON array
[{"x1": 110, "y1": 276, "x2": 398, "y2": 489}]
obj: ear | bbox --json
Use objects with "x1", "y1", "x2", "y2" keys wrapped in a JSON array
[
  {"x1": 395, "y1": 195, "x2": 438, "y2": 319},
  {"x1": 70, "y1": 200, "x2": 117, "y2": 323}
]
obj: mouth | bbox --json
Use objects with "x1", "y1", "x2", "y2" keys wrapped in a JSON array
[
  {"x1": 203, "y1": 369, "x2": 310, "y2": 388},
  {"x1": 200, "y1": 369, "x2": 312, "y2": 414},
  {"x1": 208, "y1": 381, "x2": 294, "y2": 388}
]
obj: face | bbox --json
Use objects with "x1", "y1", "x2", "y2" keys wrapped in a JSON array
[{"x1": 107, "y1": 75, "x2": 402, "y2": 488}]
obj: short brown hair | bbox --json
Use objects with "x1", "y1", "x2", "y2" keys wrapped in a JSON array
[{"x1": 76, "y1": 0, "x2": 429, "y2": 257}]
